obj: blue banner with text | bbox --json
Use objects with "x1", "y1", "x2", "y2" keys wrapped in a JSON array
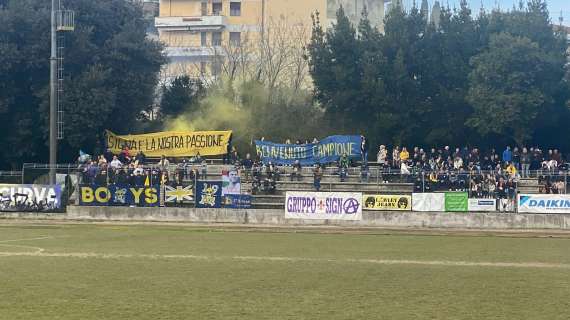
[{"x1": 255, "y1": 135, "x2": 361, "y2": 165}]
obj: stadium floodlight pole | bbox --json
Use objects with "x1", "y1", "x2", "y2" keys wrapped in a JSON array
[{"x1": 49, "y1": 0, "x2": 57, "y2": 184}]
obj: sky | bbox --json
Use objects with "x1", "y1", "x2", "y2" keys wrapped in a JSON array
[
  {"x1": 402, "y1": 0, "x2": 570, "y2": 26},
  {"x1": 466, "y1": 0, "x2": 570, "y2": 25}
]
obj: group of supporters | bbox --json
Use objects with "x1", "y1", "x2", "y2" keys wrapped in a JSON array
[
  {"x1": 77, "y1": 141, "x2": 568, "y2": 198},
  {"x1": 376, "y1": 145, "x2": 566, "y2": 176},
  {"x1": 78, "y1": 148, "x2": 208, "y2": 187},
  {"x1": 376, "y1": 145, "x2": 568, "y2": 196}
]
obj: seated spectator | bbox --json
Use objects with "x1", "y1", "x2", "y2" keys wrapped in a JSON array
[
  {"x1": 414, "y1": 176, "x2": 424, "y2": 192},
  {"x1": 266, "y1": 162, "x2": 280, "y2": 181},
  {"x1": 251, "y1": 175, "x2": 262, "y2": 195},
  {"x1": 505, "y1": 162, "x2": 517, "y2": 178},
  {"x1": 263, "y1": 176, "x2": 276, "y2": 194},
  {"x1": 400, "y1": 161, "x2": 410, "y2": 175},
  {"x1": 496, "y1": 177, "x2": 507, "y2": 200},
  {"x1": 291, "y1": 160, "x2": 302, "y2": 181},
  {"x1": 453, "y1": 156, "x2": 463, "y2": 170}
]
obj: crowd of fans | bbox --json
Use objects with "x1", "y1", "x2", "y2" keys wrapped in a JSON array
[
  {"x1": 376, "y1": 145, "x2": 566, "y2": 176},
  {"x1": 77, "y1": 142, "x2": 569, "y2": 197},
  {"x1": 78, "y1": 148, "x2": 208, "y2": 187}
]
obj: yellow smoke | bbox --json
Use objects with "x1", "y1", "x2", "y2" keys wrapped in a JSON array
[{"x1": 163, "y1": 79, "x2": 326, "y2": 154}]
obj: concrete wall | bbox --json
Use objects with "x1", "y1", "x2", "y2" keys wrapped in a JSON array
[{"x1": 43, "y1": 206, "x2": 570, "y2": 230}]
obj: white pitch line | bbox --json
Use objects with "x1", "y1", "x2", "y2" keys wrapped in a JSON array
[
  {"x1": 0, "y1": 236, "x2": 53, "y2": 243},
  {"x1": 0, "y1": 236, "x2": 53, "y2": 254},
  {"x1": 0, "y1": 251, "x2": 568, "y2": 269}
]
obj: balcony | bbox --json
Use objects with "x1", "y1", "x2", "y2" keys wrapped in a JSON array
[
  {"x1": 155, "y1": 16, "x2": 227, "y2": 32},
  {"x1": 164, "y1": 46, "x2": 225, "y2": 62}
]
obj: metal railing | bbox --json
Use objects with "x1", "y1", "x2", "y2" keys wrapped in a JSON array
[{"x1": 12, "y1": 162, "x2": 570, "y2": 213}]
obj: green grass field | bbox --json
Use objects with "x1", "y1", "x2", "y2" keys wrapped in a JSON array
[{"x1": 0, "y1": 222, "x2": 569, "y2": 320}]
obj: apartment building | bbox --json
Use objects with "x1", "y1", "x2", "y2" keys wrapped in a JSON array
[{"x1": 156, "y1": 0, "x2": 388, "y2": 80}]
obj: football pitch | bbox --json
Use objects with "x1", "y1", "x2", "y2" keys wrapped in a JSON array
[{"x1": 0, "y1": 222, "x2": 569, "y2": 320}]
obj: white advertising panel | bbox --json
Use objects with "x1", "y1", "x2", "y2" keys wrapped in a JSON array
[
  {"x1": 412, "y1": 193, "x2": 445, "y2": 212},
  {"x1": 285, "y1": 191, "x2": 362, "y2": 220},
  {"x1": 518, "y1": 194, "x2": 570, "y2": 214},
  {"x1": 467, "y1": 198, "x2": 497, "y2": 212}
]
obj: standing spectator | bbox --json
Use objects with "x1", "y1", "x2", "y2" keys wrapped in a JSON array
[
  {"x1": 103, "y1": 148, "x2": 114, "y2": 163},
  {"x1": 119, "y1": 146, "x2": 132, "y2": 164},
  {"x1": 223, "y1": 134, "x2": 233, "y2": 164},
  {"x1": 97, "y1": 155, "x2": 108, "y2": 166},
  {"x1": 377, "y1": 145, "x2": 387, "y2": 167},
  {"x1": 230, "y1": 146, "x2": 239, "y2": 164},
  {"x1": 442, "y1": 146, "x2": 451, "y2": 160},
  {"x1": 109, "y1": 156, "x2": 123, "y2": 170},
  {"x1": 95, "y1": 165, "x2": 108, "y2": 186},
  {"x1": 512, "y1": 147, "x2": 521, "y2": 170},
  {"x1": 313, "y1": 165, "x2": 322, "y2": 191},
  {"x1": 360, "y1": 135, "x2": 369, "y2": 166},
  {"x1": 158, "y1": 155, "x2": 170, "y2": 169},
  {"x1": 339, "y1": 154, "x2": 349, "y2": 182},
  {"x1": 502, "y1": 146, "x2": 512, "y2": 164},
  {"x1": 520, "y1": 148, "x2": 531, "y2": 178},
  {"x1": 291, "y1": 160, "x2": 302, "y2": 181},
  {"x1": 135, "y1": 151, "x2": 146, "y2": 165},
  {"x1": 241, "y1": 153, "x2": 253, "y2": 182},
  {"x1": 392, "y1": 146, "x2": 401, "y2": 169},
  {"x1": 400, "y1": 147, "x2": 410, "y2": 163},
  {"x1": 552, "y1": 149, "x2": 562, "y2": 166},
  {"x1": 200, "y1": 159, "x2": 208, "y2": 180}
]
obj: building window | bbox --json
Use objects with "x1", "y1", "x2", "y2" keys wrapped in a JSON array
[
  {"x1": 212, "y1": 32, "x2": 222, "y2": 46},
  {"x1": 201, "y1": 2, "x2": 208, "y2": 15},
  {"x1": 212, "y1": 2, "x2": 222, "y2": 15},
  {"x1": 201, "y1": 32, "x2": 207, "y2": 46},
  {"x1": 230, "y1": 2, "x2": 241, "y2": 16},
  {"x1": 229, "y1": 32, "x2": 241, "y2": 46}
]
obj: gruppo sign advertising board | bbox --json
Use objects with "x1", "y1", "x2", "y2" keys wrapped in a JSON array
[
  {"x1": 285, "y1": 191, "x2": 362, "y2": 220},
  {"x1": 518, "y1": 194, "x2": 570, "y2": 214}
]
